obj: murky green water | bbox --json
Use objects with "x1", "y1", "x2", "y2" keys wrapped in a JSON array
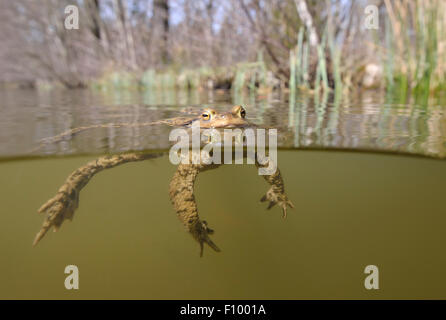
[{"x1": 1, "y1": 88, "x2": 446, "y2": 299}]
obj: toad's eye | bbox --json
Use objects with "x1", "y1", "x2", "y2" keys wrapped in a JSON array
[
  {"x1": 232, "y1": 105, "x2": 246, "y2": 118},
  {"x1": 201, "y1": 112, "x2": 211, "y2": 120}
]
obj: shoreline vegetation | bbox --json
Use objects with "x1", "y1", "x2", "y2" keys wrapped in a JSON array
[{"x1": 0, "y1": 0, "x2": 445, "y2": 105}]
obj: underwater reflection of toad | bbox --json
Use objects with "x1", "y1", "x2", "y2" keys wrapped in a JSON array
[{"x1": 33, "y1": 106, "x2": 294, "y2": 256}]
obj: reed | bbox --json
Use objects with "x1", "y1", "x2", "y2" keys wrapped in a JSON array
[
  {"x1": 257, "y1": 50, "x2": 268, "y2": 89},
  {"x1": 141, "y1": 69, "x2": 156, "y2": 89},
  {"x1": 289, "y1": 48, "x2": 296, "y2": 128},
  {"x1": 327, "y1": 17, "x2": 342, "y2": 98},
  {"x1": 383, "y1": 0, "x2": 444, "y2": 105},
  {"x1": 288, "y1": 24, "x2": 332, "y2": 96},
  {"x1": 295, "y1": 27, "x2": 304, "y2": 86},
  {"x1": 302, "y1": 41, "x2": 309, "y2": 88},
  {"x1": 289, "y1": 49, "x2": 296, "y2": 95},
  {"x1": 90, "y1": 0, "x2": 446, "y2": 106},
  {"x1": 316, "y1": 28, "x2": 329, "y2": 92}
]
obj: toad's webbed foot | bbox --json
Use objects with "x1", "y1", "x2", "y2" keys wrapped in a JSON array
[
  {"x1": 33, "y1": 187, "x2": 79, "y2": 246},
  {"x1": 190, "y1": 220, "x2": 221, "y2": 257},
  {"x1": 260, "y1": 188, "x2": 294, "y2": 218}
]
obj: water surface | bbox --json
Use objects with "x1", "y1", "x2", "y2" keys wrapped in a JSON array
[
  {"x1": 1, "y1": 88, "x2": 445, "y2": 158},
  {"x1": 0, "y1": 88, "x2": 445, "y2": 299}
]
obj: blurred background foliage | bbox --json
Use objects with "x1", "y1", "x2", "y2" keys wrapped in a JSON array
[{"x1": 0, "y1": 0, "x2": 445, "y2": 104}]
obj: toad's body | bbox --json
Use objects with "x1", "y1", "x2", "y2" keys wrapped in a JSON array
[{"x1": 34, "y1": 106, "x2": 293, "y2": 256}]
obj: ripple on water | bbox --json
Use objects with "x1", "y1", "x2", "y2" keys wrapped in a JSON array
[{"x1": 0, "y1": 88, "x2": 445, "y2": 160}]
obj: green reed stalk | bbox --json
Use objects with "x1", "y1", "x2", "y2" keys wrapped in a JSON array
[
  {"x1": 289, "y1": 48, "x2": 296, "y2": 128},
  {"x1": 296, "y1": 27, "x2": 304, "y2": 86},
  {"x1": 302, "y1": 41, "x2": 309, "y2": 88},
  {"x1": 289, "y1": 49, "x2": 296, "y2": 94},
  {"x1": 316, "y1": 28, "x2": 329, "y2": 92},
  {"x1": 327, "y1": 20, "x2": 342, "y2": 97},
  {"x1": 413, "y1": 3, "x2": 438, "y2": 106},
  {"x1": 141, "y1": 69, "x2": 155, "y2": 89},
  {"x1": 249, "y1": 70, "x2": 257, "y2": 92},
  {"x1": 257, "y1": 50, "x2": 267, "y2": 88},
  {"x1": 384, "y1": 17, "x2": 395, "y2": 93}
]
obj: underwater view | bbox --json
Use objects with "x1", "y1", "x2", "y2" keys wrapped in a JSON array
[
  {"x1": 1, "y1": 0, "x2": 446, "y2": 305},
  {"x1": 1, "y1": 88, "x2": 445, "y2": 299}
]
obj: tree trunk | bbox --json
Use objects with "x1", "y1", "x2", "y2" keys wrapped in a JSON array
[
  {"x1": 152, "y1": 0, "x2": 170, "y2": 65},
  {"x1": 294, "y1": 0, "x2": 319, "y2": 48}
]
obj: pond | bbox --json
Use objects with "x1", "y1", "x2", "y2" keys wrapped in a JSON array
[{"x1": 0, "y1": 88, "x2": 445, "y2": 299}]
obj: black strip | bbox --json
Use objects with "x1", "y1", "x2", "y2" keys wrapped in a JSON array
[{"x1": 1, "y1": 300, "x2": 444, "y2": 318}]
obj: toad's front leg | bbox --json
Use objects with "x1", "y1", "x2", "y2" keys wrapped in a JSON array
[
  {"x1": 255, "y1": 154, "x2": 294, "y2": 218},
  {"x1": 168, "y1": 151, "x2": 294, "y2": 256}
]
